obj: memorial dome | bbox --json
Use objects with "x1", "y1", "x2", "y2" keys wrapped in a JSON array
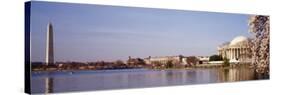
[{"x1": 229, "y1": 36, "x2": 248, "y2": 46}]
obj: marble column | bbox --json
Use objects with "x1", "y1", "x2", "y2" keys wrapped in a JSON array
[
  {"x1": 232, "y1": 48, "x2": 236, "y2": 59},
  {"x1": 234, "y1": 48, "x2": 236, "y2": 60},
  {"x1": 239, "y1": 48, "x2": 241, "y2": 60},
  {"x1": 232, "y1": 48, "x2": 235, "y2": 59},
  {"x1": 236, "y1": 48, "x2": 238, "y2": 60},
  {"x1": 229, "y1": 49, "x2": 231, "y2": 59},
  {"x1": 237, "y1": 48, "x2": 240, "y2": 59},
  {"x1": 243, "y1": 48, "x2": 247, "y2": 60},
  {"x1": 238, "y1": 48, "x2": 240, "y2": 59},
  {"x1": 232, "y1": 48, "x2": 234, "y2": 60},
  {"x1": 241, "y1": 48, "x2": 243, "y2": 61}
]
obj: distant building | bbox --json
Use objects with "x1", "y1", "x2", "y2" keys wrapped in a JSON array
[
  {"x1": 196, "y1": 56, "x2": 210, "y2": 64},
  {"x1": 127, "y1": 56, "x2": 146, "y2": 67},
  {"x1": 217, "y1": 36, "x2": 252, "y2": 63},
  {"x1": 143, "y1": 55, "x2": 187, "y2": 65}
]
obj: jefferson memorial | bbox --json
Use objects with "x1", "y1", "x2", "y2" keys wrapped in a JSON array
[{"x1": 217, "y1": 36, "x2": 252, "y2": 63}]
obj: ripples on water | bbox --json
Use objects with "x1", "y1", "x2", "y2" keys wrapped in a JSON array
[{"x1": 31, "y1": 68, "x2": 268, "y2": 94}]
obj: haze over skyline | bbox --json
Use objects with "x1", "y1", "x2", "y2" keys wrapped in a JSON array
[{"x1": 30, "y1": 1, "x2": 252, "y2": 62}]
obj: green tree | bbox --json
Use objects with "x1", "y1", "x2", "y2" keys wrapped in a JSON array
[
  {"x1": 209, "y1": 55, "x2": 223, "y2": 61},
  {"x1": 186, "y1": 56, "x2": 199, "y2": 66},
  {"x1": 166, "y1": 60, "x2": 174, "y2": 68},
  {"x1": 223, "y1": 58, "x2": 230, "y2": 67}
]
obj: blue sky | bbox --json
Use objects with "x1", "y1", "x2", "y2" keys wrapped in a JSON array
[{"x1": 30, "y1": 1, "x2": 251, "y2": 62}]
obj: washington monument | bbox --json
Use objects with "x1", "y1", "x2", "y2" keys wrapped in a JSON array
[{"x1": 45, "y1": 22, "x2": 54, "y2": 65}]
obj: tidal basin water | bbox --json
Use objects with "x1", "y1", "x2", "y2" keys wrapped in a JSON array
[{"x1": 31, "y1": 67, "x2": 268, "y2": 94}]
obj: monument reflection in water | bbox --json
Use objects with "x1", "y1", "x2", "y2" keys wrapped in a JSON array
[
  {"x1": 44, "y1": 77, "x2": 53, "y2": 94},
  {"x1": 31, "y1": 67, "x2": 267, "y2": 94}
]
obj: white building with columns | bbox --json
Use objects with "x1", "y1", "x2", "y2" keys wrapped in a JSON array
[{"x1": 217, "y1": 36, "x2": 252, "y2": 63}]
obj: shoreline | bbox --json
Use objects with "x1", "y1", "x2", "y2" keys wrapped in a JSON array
[{"x1": 31, "y1": 63, "x2": 252, "y2": 72}]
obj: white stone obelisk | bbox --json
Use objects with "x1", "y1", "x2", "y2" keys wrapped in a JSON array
[{"x1": 45, "y1": 22, "x2": 54, "y2": 65}]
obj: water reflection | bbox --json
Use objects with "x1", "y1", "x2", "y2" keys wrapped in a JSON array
[
  {"x1": 217, "y1": 67, "x2": 256, "y2": 82},
  {"x1": 45, "y1": 77, "x2": 53, "y2": 94},
  {"x1": 31, "y1": 68, "x2": 268, "y2": 94}
]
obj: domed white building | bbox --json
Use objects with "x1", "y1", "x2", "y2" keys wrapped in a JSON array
[{"x1": 218, "y1": 36, "x2": 252, "y2": 63}]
